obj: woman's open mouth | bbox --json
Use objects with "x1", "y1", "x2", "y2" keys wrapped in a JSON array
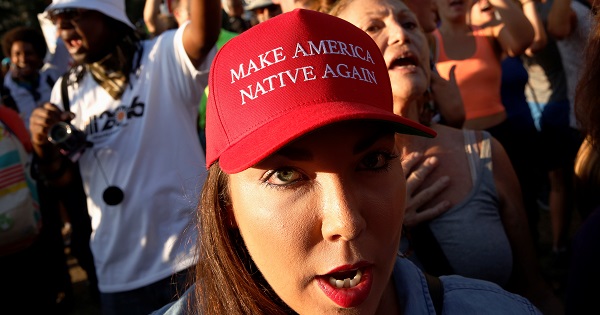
[
  {"x1": 328, "y1": 269, "x2": 363, "y2": 288},
  {"x1": 316, "y1": 265, "x2": 373, "y2": 308}
]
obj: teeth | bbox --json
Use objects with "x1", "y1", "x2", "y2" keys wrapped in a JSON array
[
  {"x1": 328, "y1": 269, "x2": 362, "y2": 289},
  {"x1": 350, "y1": 274, "x2": 360, "y2": 287}
]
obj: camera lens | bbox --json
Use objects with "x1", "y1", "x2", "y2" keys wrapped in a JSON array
[
  {"x1": 48, "y1": 121, "x2": 73, "y2": 144},
  {"x1": 47, "y1": 121, "x2": 90, "y2": 163}
]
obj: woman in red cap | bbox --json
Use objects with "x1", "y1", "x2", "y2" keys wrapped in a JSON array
[{"x1": 153, "y1": 8, "x2": 543, "y2": 315}]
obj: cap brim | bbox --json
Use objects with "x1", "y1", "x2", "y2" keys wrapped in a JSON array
[{"x1": 217, "y1": 101, "x2": 436, "y2": 173}]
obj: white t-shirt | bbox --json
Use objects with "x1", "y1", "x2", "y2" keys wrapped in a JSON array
[{"x1": 50, "y1": 25, "x2": 215, "y2": 293}]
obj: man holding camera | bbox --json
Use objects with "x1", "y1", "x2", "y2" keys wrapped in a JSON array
[{"x1": 28, "y1": 0, "x2": 220, "y2": 314}]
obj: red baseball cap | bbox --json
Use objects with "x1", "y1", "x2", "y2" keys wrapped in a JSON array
[{"x1": 206, "y1": 9, "x2": 436, "y2": 174}]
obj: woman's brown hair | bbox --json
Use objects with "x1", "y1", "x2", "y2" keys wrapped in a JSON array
[
  {"x1": 575, "y1": 13, "x2": 600, "y2": 149},
  {"x1": 573, "y1": 12, "x2": 600, "y2": 219},
  {"x1": 192, "y1": 162, "x2": 293, "y2": 314}
]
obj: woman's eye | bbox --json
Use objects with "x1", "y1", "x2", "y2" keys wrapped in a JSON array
[
  {"x1": 365, "y1": 25, "x2": 380, "y2": 33},
  {"x1": 360, "y1": 151, "x2": 396, "y2": 170},
  {"x1": 402, "y1": 21, "x2": 418, "y2": 30},
  {"x1": 265, "y1": 168, "x2": 302, "y2": 186},
  {"x1": 364, "y1": 21, "x2": 383, "y2": 33}
]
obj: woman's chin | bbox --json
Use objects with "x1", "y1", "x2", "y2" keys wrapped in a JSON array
[
  {"x1": 391, "y1": 83, "x2": 428, "y2": 105},
  {"x1": 389, "y1": 73, "x2": 427, "y2": 93}
]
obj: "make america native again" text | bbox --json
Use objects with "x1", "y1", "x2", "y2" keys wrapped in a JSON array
[{"x1": 229, "y1": 40, "x2": 378, "y2": 105}]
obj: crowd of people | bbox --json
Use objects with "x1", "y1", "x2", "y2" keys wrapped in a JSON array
[{"x1": 0, "y1": 0, "x2": 598, "y2": 314}]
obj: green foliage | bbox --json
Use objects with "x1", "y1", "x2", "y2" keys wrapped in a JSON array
[
  {"x1": 0, "y1": 0, "x2": 47, "y2": 35},
  {"x1": 0, "y1": 0, "x2": 47, "y2": 59}
]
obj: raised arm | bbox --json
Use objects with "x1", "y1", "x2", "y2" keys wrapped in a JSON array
[
  {"x1": 222, "y1": 0, "x2": 246, "y2": 18},
  {"x1": 182, "y1": 0, "x2": 221, "y2": 67},
  {"x1": 143, "y1": 0, "x2": 161, "y2": 36},
  {"x1": 522, "y1": 0, "x2": 547, "y2": 56},
  {"x1": 547, "y1": 0, "x2": 576, "y2": 40},
  {"x1": 489, "y1": 0, "x2": 534, "y2": 57}
]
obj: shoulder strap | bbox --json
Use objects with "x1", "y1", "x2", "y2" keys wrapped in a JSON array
[
  {"x1": 424, "y1": 272, "x2": 444, "y2": 315},
  {"x1": 480, "y1": 131, "x2": 492, "y2": 160},
  {"x1": 463, "y1": 129, "x2": 479, "y2": 184},
  {"x1": 61, "y1": 72, "x2": 70, "y2": 112}
]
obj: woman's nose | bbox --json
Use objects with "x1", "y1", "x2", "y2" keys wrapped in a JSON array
[
  {"x1": 320, "y1": 176, "x2": 366, "y2": 242},
  {"x1": 388, "y1": 21, "x2": 411, "y2": 46}
]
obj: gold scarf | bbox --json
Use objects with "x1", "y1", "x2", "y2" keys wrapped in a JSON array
[{"x1": 86, "y1": 35, "x2": 139, "y2": 100}]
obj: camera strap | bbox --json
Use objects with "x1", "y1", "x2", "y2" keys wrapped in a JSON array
[{"x1": 60, "y1": 72, "x2": 70, "y2": 112}]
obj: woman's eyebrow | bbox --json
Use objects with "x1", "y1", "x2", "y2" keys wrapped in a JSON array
[
  {"x1": 274, "y1": 129, "x2": 391, "y2": 160},
  {"x1": 354, "y1": 130, "x2": 392, "y2": 154},
  {"x1": 275, "y1": 147, "x2": 314, "y2": 161},
  {"x1": 365, "y1": 7, "x2": 389, "y2": 16}
]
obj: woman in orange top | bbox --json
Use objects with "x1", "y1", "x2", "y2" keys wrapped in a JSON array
[{"x1": 434, "y1": 0, "x2": 533, "y2": 130}]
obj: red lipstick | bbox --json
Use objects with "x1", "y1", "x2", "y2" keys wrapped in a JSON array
[{"x1": 316, "y1": 263, "x2": 373, "y2": 308}]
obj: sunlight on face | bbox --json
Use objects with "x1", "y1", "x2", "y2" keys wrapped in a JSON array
[
  {"x1": 336, "y1": 0, "x2": 431, "y2": 111},
  {"x1": 435, "y1": 0, "x2": 472, "y2": 22},
  {"x1": 10, "y1": 41, "x2": 43, "y2": 79},
  {"x1": 469, "y1": 0, "x2": 496, "y2": 27},
  {"x1": 229, "y1": 121, "x2": 406, "y2": 314},
  {"x1": 404, "y1": 0, "x2": 438, "y2": 32}
]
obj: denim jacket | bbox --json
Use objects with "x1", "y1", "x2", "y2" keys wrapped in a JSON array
[
  {"x1": 394, "y1": 256, "x2": 542, "y2": 314},
  {"x1": 152, "y1": 256, "x2": 542, "y2": 314}
]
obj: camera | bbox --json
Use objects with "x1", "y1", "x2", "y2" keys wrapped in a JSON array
[{"x1": 48, "y1": 122, "x2": 90, "y2": 162}]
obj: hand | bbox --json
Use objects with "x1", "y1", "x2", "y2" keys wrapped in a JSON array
[
  {"x1": 29, "y1": 102, "x2": 74, "y2": 158},
  {"x1": 402, "y1": 152, "x2": 451, "y2": 228},
  {"x1": 430, "y1": 65, "x2": 465, "y2": 128}
]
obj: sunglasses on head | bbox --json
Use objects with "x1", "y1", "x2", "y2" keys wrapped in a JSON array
[{"x1": 48, "y1": 8, "x2": 89, "y2": 25}]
